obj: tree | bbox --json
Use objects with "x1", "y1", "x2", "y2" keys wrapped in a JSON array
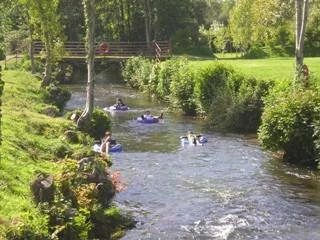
[
  {"x1": 295, "y1": 0, "x2": 309, "y2": 82},
  {"x1": 143, "y1": 0, "x2": 152, "y2": 51},
  {"x1": 229, "y1": 0, "x2": 254, "y2": 51},
  {"x1": 21, "y1": 0, "x2": 62, "y2": 87},
  {"x1": 77, "y1": 0, "x2": 96, "y2": 129}
]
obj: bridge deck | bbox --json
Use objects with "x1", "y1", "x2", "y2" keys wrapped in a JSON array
[{"x1": 33, "y1": 41, "x2": 171, "y2": 62}]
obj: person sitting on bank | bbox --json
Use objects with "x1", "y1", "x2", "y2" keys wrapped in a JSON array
[{"x1": 100, "y1": 131, "x2": 116, "y2": 156}]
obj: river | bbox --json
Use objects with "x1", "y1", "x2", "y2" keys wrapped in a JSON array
[{"x1": 65, "y1": 74, "x2": 320, "y2": 240}]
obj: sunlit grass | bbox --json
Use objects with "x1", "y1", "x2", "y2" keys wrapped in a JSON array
[
  {"x1": 0, "y1": 70, "x2": 67, "y2": 222},
  {"x1": 189, "y1": 57, "x2": 320, "y2": 81}
]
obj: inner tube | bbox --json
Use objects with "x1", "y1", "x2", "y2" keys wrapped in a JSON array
[
  {"x1": 109, "y1": 104, "x2": 129, "y2": 111},
  {"x1": 109, "y1": 144, "x2": 123, "y2": 153},
  {"x1": 137, "y1": 117, "x2": 159, "y2": 124},
  {"x1": 180, "y1": 136, "x2": 208, "y2": 146},
  {"x1": 93, "y1": 143, "x2": 123, "y2": 153}
]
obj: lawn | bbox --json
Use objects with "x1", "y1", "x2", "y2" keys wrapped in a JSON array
[{"x1": 189, "y1": 57, "x2": 320, "y2": 82}]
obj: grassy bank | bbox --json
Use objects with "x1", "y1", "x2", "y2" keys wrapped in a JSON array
[
  {"x1": 0, "y1": 70, "x2": 66, "y2": 222},
  {"x1": 189, "y1": 57, "x2": 320, "y2": 81}
]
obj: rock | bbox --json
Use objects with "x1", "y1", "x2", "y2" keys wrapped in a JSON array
[{"x1": 30, "y1": 172, "x2": 55, "y2": 203}]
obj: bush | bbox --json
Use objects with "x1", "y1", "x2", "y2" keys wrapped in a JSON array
[
  {"x1": 242, "y1": 45, "x2": 269, "y2": 59},
  {"x1": 169, "y1": 59, "x2": 197, "y2": 115},
  {"x1": 258, "y1": 90, "x2": 320, "y2": 166},
  {"x1": 195, "y1": 63, "x2": 273, "y2": 132},
  {"x1": 222, "y1": 78, "x2": 274, "y2": 132},
  {"x1": 156, "y1": 58, "x2": 182, "y2": 100},
  {"x1": 88, "y1": 108, "x2": 111, "y2": 139},
  {"x1": 194, "y1": 63, "x2": 235, "y2": 114},
  {"x1": 0, "y1": 48, "x2": 5, "y2": 60},
  {"x1": 42, "y1": 84, "x2": 71, "y2": 112},
  {"x1": 68, "y1": 108, "x2": 111, "y2": 140},
  {"x1": 122, "y1": 56, "x2": 153, "y2": 90}
]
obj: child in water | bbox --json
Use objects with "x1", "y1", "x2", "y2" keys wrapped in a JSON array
[{"x1": 115, "y1": 98, "x2": 126, "y2": 107}]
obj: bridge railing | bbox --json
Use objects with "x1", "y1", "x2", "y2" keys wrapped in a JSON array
[{"x1": 33, "y1": 41, "x2": 171, "y2": 59}]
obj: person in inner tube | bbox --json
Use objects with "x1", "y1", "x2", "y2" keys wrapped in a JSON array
[
  {"x1": 141, "y1": 110, "x2": 163, "y2": 120},
  {"x1": 100, "y1": 131, "x2": 117, "y2": 155},
  {"x1": 187, "y1": 131, "x2": 200, "y2": 145},
  {"x1": 115, "y1": 98, "x2": 126, "y2": 107}
]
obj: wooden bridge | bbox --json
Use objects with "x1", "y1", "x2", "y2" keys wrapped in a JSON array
[{"x1": 32, "y1": 40, "x2": 171, "y2": 62}]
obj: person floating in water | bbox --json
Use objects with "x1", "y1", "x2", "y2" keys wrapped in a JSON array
[
  {"x1": 115, "y1": 98, "x2": 126, "y2": 107},
  {"x1": 140, "y1": 110, "x2": 163, "y2": 120},
  {"x1": 181, "y1": 131, "x2": 201, "y2": 145}
]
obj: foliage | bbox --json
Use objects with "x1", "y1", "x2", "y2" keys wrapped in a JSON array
[
  {"x1": 156, "y1": 58, "x2": 182, "y2": 100},
  {"x1": 21, "y1": 0, "x2": 64, "y2": 86},
  {"x1": 258, "y1": 90, "x2": 320, "y2": 165},
  {"x1": 42, "y1": 84, "x2": 71, "y2": 112},
  {"x1": 122, "y1": 56, "x2": 153, "y2": 91},
  {"x1": 169, "y1": 60, "x2": 197, "y2": 115},
  {"x1": 68, "y1": 108, "x2": 111, "y2": 140},
  {"x1": 122, "y1": 56, "x2": 197, "y2": 114},
  {"x1": 0, "y1": 70, "x2": 111, "y2": 238},
  {"x1": 194, "y1": 63, "x2": 234, "y2": 114},
  {"x1": 0, "y1": 49, "x2": 5, "y2": 61},
  {"x1": 0, "y1": 67, "x2": 3, "y2": 148},
  {"x1": 5, "y1": 211, "x2": 50, "y2": 240},
  {"x1": 221, "y1": 77, "x2": 274, "y2": 132}
]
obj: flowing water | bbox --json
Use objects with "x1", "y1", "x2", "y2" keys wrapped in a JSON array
[{"x1": 65, "y1": 73, "x2": 320, "y2": 240}]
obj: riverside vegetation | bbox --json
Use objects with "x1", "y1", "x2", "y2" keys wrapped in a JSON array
[
  {"x1": 0, "y1": 67, "x2": 133, "y2": 239},
  {"x1": 122, "y1": 56, "x2": 320, "y2": 168}
]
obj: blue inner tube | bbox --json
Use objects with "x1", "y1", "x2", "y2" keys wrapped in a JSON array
[
  {"x1": 93, "y1": 143, "x2": 123, "y2": 153},
  {"x1": 109, "y1": 104, "x2": 129, "y2": 111},
  {"x1": 180, "y1": 136, "x2": 208, "y2": 145},
  {"x1": 137, "y1": 117, "x2": 159, "y2": 124},
  {"x1": 109, "y1": 144, "x2": 123, "y2": 153}
]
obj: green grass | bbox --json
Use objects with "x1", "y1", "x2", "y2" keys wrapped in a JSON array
[
  {"x1": 189, "y1": 57, "x2": 320, "y2": 82},
  {"x1": 0, "y1": 70, "x2": 74, "y2": 229}
]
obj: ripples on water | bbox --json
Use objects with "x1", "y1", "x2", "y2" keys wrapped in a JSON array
[{"x1": 66, "y1": 83, "x2": 320, "y2": 240}]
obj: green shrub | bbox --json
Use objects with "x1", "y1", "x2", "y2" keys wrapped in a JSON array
[
  {"x1": 194, "y1": 63, "x2": 234, "y2": 114},
  {"x1": 195, "y1": 63, "x2": 273, "y2": 132},
  {"x1": 52, "y1": 142, "x2": 73, "y2": 158},
  {"x1": 242, "y1": 45, "x2": 269, "y2": 59},
  {"x1": 42, "y1": 84, "x2": 71, "y2": 112},
  {"x1": 122, "y1": 56, "x2": 153, "y2": 91},
  {"x1": 68, "y1": 108, "x2": 111, "y2": 140},
  {"x1": 156, "y1": 58, "x2": 182, "y2": 100},
  {"x1": 258, "y1": 90, "x2": 320, "y2": 165},
  {"x1": 89, "y1": 108, "x2": 111, "y2": 139},
  {"x1": 5, "y1": 212, "x2": 50, "y2": 240},
  {"x1": 222, "y1": 78, "x2": 274, "y2": 132},
  {"x1": 0, "y1": 48, "x2": 5, "y2": 60},
  {"x1": 169, "y1": 59, "x2": 197, "y2": 115}
]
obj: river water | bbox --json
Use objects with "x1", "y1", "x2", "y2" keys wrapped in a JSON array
[{"x1": 65, "y1": 74, "x2": 320, "y2": 240}]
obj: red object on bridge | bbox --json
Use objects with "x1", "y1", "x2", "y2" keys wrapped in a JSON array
[{"x1": 99, "y1": 42, "x2": 109, "y2": 55}]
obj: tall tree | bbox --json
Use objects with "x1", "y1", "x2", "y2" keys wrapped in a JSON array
[
  {"x1": 143, "y1": 0, "x2": 152, "y2": 50},
  {"x1": 21, "y1": 0, "x2": 62, "y2": 87},
  {"x1": 77, "y1": 0, "x2": 96, "y2": 129},
  {"x1": 295, "y1": 0, "x2": 309, "y2": 81}
]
